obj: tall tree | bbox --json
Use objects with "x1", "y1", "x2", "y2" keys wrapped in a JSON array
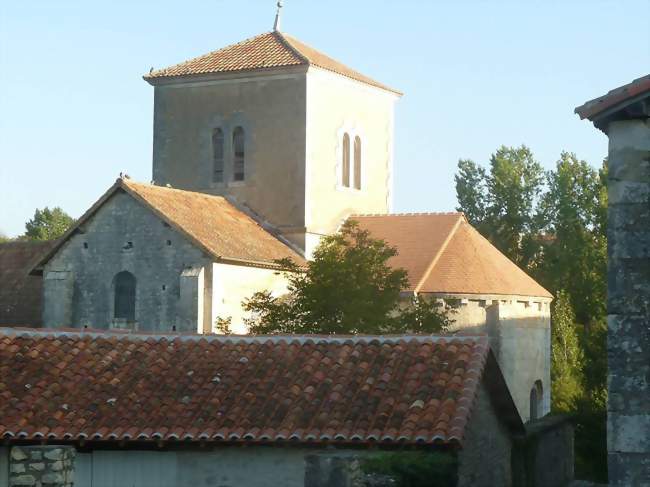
[
  {"x1": 538, "y1": 152, "x2": 607, "y2": 325},
  {"x1": 23, "y1": 207, "x2": 74, "y2": 241},
  {"x1": 551, "y1": 291, "x2": 584, "y2": 413},
  {"x1": 455, "y1": 145, "x2": 544, "y2": 267},
  {"x1": 243, "y1": 220, "x2": 453, "y2": 334}
]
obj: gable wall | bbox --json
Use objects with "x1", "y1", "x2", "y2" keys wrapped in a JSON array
[{"x1": 43, "y1": 191, "x2": 211, "y2": 331}]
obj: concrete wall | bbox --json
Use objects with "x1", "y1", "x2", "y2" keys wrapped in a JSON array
[
  {"x1": 304, "y1": 67, "x2": 397, "y2": 257},
  {"x1": 151, "y1": 70, "x2": 308, "y2": 249},
  {"x1": 457, "y1": 383, "x2": 514, "y2": 487},
  {"x1": 426, "y1": 294, "x2": 552, "y2": 423},
  {"x1": 606, "y1": 118, "x2": 650, "y2": 485},
  {"x1": 211, "y1": 262, "x2": 290, "y2": 334},
  {"x1": 43, "y1": 191, "x2": 211, "y2": 332},
  {"x1": 73, "y1": 447, "x2": 316, "y2": 487}
]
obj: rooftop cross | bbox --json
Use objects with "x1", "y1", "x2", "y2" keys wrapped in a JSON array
[{"x1": 273, "y1": 1, "x2": 283, "y2": 31}]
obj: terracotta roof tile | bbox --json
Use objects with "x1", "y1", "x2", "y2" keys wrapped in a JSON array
[
  {"x1": 575, "y1": 74, "x2": 650, "y2": 121},
  {"x1": 145, "y1": 31, "x2": 400, "y2": 94},
  {"x1": 34, "y1": 179, "x2": 304, "y2": 271},
  {"x1": 352, "y1": 213, "x2": 552, "y2": 298},
  {"x1": 0, "y1": 327, "x2": 489, "y2": 446},
  {"x1": 0, "y1": 241, "x2": 56, "y2": 326}
]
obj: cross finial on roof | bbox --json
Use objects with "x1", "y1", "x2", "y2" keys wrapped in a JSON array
[{"x1": 273, "y1": 1, "x2": 283, "y2": 31}]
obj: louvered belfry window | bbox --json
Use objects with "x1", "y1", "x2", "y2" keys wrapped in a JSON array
[
  {"x1": 212, "y1": 128, "x2": 224, "y2": 183},
  {"x1": 342, "y1": 133, "x2": 351, "y2": 188},
  {"x1": 353, "y1": 135, "x2": 362, "y2": 190},
  {"x1": 233, "y1": 126, "x2": 245, "y2": 181}
]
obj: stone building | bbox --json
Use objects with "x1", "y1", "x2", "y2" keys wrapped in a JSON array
[
  {"x1": 0, "y1": 328, "x2": 533, "y2": 487},
  {"x1": 576, "y1": 74, "x2": 650, "y2": 486},
  {"x1": 144, "y1": 30, "x2": 401, "y2": 258},
  {"x1": 31, "y1": 177, "x2": 303, "y2": 334},
  {"x1": 354, "y1": 213, "x2": 552, "y2": 422}
]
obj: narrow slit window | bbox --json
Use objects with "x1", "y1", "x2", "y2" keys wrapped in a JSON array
[
  {"x1": 353, "y1": 135, "x2": 361, "y2": 190},
  {"x1": 342, "y1": 133, "x2": 350, "y2": 188},
  {"x1": 233, "y1": 126, "x2": 245, "y2": 182},
  {"x1": 114, "y1": 271, "x2": 136, "y2": 322},
  {"x1": 212, "y1": 128, "x2": 224, "y2": 183}
]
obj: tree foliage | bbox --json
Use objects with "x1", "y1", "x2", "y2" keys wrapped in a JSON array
[
  {"x1": 24, "y1": 207, "x2": 74, "y2": 241},
  {"x1": 244, "y1": 220, "x2": 454, "y2": 334},
  {"x1": 550, "y1": 291, "x2": 584, "y2": 413},
  {"x1": 455, "y1": 146, "x2": 608, "y2": 481}
]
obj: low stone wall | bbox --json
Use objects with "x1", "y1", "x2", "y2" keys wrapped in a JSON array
[
  {"x1": 513, "y1": 415, "x2": 575, "y2": 487},
  {"x1": 9, "y1": 446, "x2": 75, "y2": 487}
]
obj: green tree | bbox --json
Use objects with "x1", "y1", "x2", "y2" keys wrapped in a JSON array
[
  {"x1": 539, "y1": 152, "x2": 607, "y2": 325},
  {"x1": 455, "y1": 145, "x2": 544, "y2": 268},
  {"x1": 244, "y1": 220, "x2": 453, "y2": 334},
  {"x1": 23, "y1": 207, "x2": 74, "y2": 241},
  {"x1": 550, "y1": 291, "x2": 584, "y2": 413}
]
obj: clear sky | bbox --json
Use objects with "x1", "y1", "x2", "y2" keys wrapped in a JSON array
[{"x1": 1, "y1": 0, "x2": 648, "y2": 237}]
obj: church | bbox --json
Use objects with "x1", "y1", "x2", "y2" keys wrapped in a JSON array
[{"x1": 0, "y1": 13, "x2": 574, "y2": 487}]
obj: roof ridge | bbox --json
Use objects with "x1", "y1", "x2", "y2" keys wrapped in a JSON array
[
  {"x1": 274, "y1": 31, "x2": 310, "y2": 65},
  {"x1": 0, "y1": 326, "x2": 488, "y2": 345},
  {"x1": 351, "y1": 211, "x2": 465, "y2": 218},
  {"x1": 146, "y1": 31, "x2": 296, "y2": 79},
  {"x1": 414, "y1": 214, "x2": 464, "y2": 293}
]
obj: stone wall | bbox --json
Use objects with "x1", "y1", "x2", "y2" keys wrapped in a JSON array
[
  {"x1": 606, "y1": 118, "x2": 650, "y2": 485},
  {"x1": 427, "y1": 294, "x2": 552, "y2": 422},
  {"x1": 43, "y1": 191, "x2": 211, "y2": 332},
  {"x1": 456, "y1": 383, "x2": 514, "y2": 487},
  {"x1": 513, "y1": 415, "x2": 574, "y2": 487},
  {"x1": 151, "y1": 69, "x2": 309, "y2": 251},
  {"x1": 9, "y1": 446, "x2": 75, "y2": 487}
]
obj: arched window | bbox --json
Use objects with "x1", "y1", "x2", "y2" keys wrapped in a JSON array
[
  {"x1": 212, "y1": 128, "x2": 224, "y2": 183},
  {"x1": 342, "y1": 133, "x2": 350, "y2": 187},
  {"x1": 353, "y1": 135, "x2": 361, "y2": 190},
  {"x1": 529, "y1": 380, "x2": 543, "y2": 421},
  {"x1": 114, "y1": 271, "x2": 136, "y2": 322},
  {"x1": 233, "y1": 127, "x2": 245, "y2": 182}
]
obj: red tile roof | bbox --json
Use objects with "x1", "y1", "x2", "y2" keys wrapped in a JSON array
[
  {"x1": 575, "y1": 74, "x2": 650, "y2": 121},
  {"x1": 0, "y1": 328, "x2": 504, "y2": 447},
  {"x1": 144, "y1": 31, "x2": 400, "y2": 94},
  {"x1": 352, "y1": 213, "x2": 552, "y2": 298},
  {"x1": 33, "y1": 178, "x2": 304, "y2": 272},
  {"x1": 0, "y1": 241, "x2": 56, "y2": 326}
]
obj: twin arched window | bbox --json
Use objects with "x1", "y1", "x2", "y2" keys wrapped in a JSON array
[
  {"x1": 114, "y1": 271, "x2": 136, "y2": 322},
  {"x1": 212, "y1": 126, "x2": 245, "y2": 183},
  {"x1": 341, "y1": 132, "x2": 361, "y2": 190}
]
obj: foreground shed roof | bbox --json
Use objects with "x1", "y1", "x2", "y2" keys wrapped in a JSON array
[
  {"x1": 0, "y1": 241, "x2": 56, "y2": 326},
  {"x1": 33, "y1": 178, "x2": 304, "y2": 272},
  {"x1": 352, "y1": 213, "x2": 552, "y2": 298},
  {"x1": 144, "y1": 31, "x2": 400, "y2": 94},
  {"x1": 0, "y1": 328, "x2": 520, "y2": 446}
]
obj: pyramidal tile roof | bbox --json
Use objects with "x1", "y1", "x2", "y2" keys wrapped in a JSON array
[
  {"x1": 33, "y1": 178, "x2": 305, "y2": 272},
  {"x1": 0, "y1": 327, "x2": 521, "y2": 446},
  {"x1": 351, "y1": 213, "x2": 552, "y2": 298},
  {"x1": 144, "y1": 31, "x2": 400, "y2": 94}
]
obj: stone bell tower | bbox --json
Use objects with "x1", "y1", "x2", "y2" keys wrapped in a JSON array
[{"x1": 144, "y1": 24, "x2": 401, "y2": 257}]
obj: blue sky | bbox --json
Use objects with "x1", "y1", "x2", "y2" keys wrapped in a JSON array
[{"x1": 1, "y1": 0, "x2": 648, "y2": 237}]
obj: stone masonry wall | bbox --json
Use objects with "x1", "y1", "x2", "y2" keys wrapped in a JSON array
[
  {"x1": 456, "y1": 383, "x2": 513, "y2": 487},
  {"x1": 606, "y1": 118, "x2": 650, "y2": 485},
  {"x1": 43, "y1": 191, "x2": 211, "y2": 332},
  {"x1": 9, "y1": 446, "x2": 75, "y2": 487}
]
